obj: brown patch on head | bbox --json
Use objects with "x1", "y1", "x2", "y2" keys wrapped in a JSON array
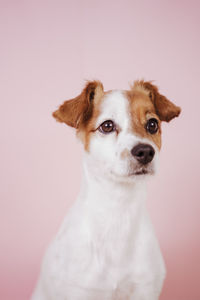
[
  {"x1": 126, "y1": 89, "x2": 162, "y2": 149},
  {"x1": 126, "y1": 81, "x2": 181, "y2": 150},
  {"x1": 53, "y1": 80, "x2": 104, "y2": 150},
  {"x1": 134, "y1": 80, "x2": 181, "y2": 122},
  {"x1": 79, "y1": 103, "x2": 103, "y2": 151}
]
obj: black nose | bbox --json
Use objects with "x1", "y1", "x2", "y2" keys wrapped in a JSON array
[{"x1": 131, "y1": 143, "x2": 155, "y2": 165}]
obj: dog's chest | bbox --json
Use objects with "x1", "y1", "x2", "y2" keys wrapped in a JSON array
[
  {"x1": 44, "y1": 199, "x2": 158, "y2": 290},
  {"x1": 84, "y1": 203, "x2": 140, "y2": 267}
]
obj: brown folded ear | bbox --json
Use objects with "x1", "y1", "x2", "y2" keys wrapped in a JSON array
[
  {"x1": 53, "y1": 81, "x2": 104, "y2": 129},
  {"x1": 141, "y1": 81, "x2": 181, "y2": 122}
]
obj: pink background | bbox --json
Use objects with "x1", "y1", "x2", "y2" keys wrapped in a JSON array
[{"x1": 1, "y1": 0, "x2": 200, "y2": 299}]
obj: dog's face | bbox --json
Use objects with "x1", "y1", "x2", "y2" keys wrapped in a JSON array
[{"x1": 53, "y1": 81, "x2": 181, "y2": 182}]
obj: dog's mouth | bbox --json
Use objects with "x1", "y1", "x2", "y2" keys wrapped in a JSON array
[
  {"x1": 109, "y1": 162, "x2": 155, "y2": 182},
  {"x1": 134, "y1": 169, "x2": 149, "y2": 175},
  {"x1": 128, "y1": 165, "x2": 154, "y2": 177}
]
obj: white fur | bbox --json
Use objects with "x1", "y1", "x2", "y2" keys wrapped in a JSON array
[{"x1": 31, "y1": 91, "x2": 166, "y2": 300}]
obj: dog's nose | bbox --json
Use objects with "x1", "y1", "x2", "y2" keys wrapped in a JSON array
[{"x1": 131, "y1": 143, "x2": 155, "y2": 165}]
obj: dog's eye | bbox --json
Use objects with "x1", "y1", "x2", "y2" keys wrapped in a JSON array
[
  {"x1": 98, "y1": 120, "x2": 116, "y2": 134},
  {"x1": 146, "y1": 118, "x2": 159, "y2": 134}
]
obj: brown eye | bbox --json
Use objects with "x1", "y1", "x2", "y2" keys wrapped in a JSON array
[
  {"x1": 99, "y1": 120, "x2": 116, "y2": 134},
  {"x1": 146, "y1": 118, "x2": 159, "y2": 134}
]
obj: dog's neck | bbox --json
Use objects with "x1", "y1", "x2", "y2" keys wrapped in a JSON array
[
  {"x1": 77, "y1": 153, "x2": 148, "y2": 215},
  {"x1": 71, "y1": 153, "x2": 149, "y2": 245}
]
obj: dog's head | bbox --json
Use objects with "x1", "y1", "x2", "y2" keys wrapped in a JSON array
[{"x1": 53, "y1": 80, "x2": 181, "y2": 182}]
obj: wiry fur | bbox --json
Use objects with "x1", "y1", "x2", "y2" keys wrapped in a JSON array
[{"x1": 32, "y1": 80, "x2": 181, "y2": 300}]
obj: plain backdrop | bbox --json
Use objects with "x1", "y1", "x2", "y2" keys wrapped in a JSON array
[{"x1": 1, "y1": 0, "x2": 200, "y2": 299}]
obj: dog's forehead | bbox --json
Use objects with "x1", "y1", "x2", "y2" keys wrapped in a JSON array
[
  {"x1": 97, "y1": 90, "x2": 130, "y2": 127},
  {"x1": 97, "y1": 89, "x2": 155, "y2": 126}
]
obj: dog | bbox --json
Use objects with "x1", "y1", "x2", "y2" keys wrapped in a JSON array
[{"x1": 31, "y1": 80, "x2": 181, "y2": 300}]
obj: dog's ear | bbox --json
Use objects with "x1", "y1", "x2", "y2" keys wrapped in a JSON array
[
  {"x1": 53, "y1": 81, "x2": 104, "y2": 129},
  {"x1": 140, "y1": 81, "x2": 181, "y2": 122}
]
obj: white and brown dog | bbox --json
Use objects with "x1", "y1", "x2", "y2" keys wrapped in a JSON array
[{"x1": 32, "y1": 80, "x2": 181, "y2": 300}]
